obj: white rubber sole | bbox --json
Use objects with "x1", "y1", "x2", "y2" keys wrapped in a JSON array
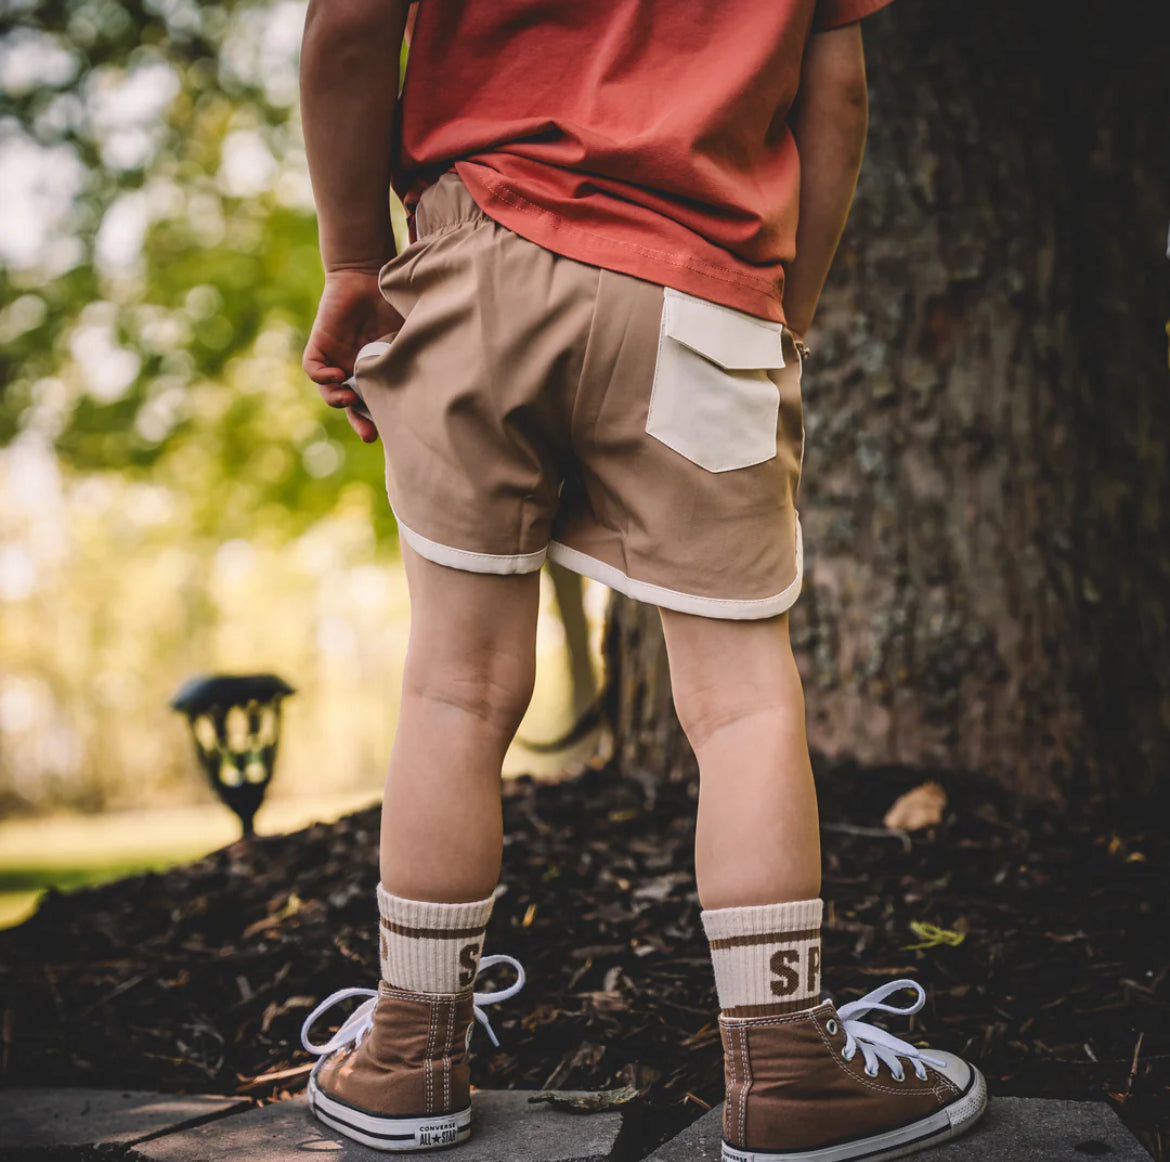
[
  {"x1": 721, "y1": 1066, "x2": 988, "y2": 1162},
  {"x1": 307, "y1": 1074, "x2": 472, "y2": 1152}
]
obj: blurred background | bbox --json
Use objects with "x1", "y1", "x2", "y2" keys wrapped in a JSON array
[
  {"x1": 2, "y1": 5, "x2": 1167, "y2": 1150},
  {"x1": 0, "y1": 0, "x2": 607, "y2": 927},
  {"x1": 2, "y1": 0, "x2": 1168, "y2": 930}
]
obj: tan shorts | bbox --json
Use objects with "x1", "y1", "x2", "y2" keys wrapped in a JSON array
[{"x1": 350, "y1": 171, "x2": 805, "y2": 620}]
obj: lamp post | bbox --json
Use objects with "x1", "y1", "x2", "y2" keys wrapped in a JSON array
[{"x1": 170, "y1": 673, "x2": 296, "y2": 838}]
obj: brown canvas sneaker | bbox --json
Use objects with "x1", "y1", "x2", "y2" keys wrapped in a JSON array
[
  {"x1": 719, "y1": 979, "x2": 987, "y2": 1162},
  {"x1": 300, "y1": 955, "x2": 524, "y2": 1152}
]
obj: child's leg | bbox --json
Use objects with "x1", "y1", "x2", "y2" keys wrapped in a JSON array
[
  {"x1": 304, "y1": 543, "x2": 538, "y2": 1148},
  {"x1": 662, "y1": 606, "x2": 986, "y2": 1161},
  {"x1": 658, "y1": 607, "x2": 820, "y2": 910},
  {"x1": 380, "y1": 541, "x2": 541, "y2": 903}
]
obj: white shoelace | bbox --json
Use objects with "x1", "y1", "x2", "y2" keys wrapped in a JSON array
[
  {"x1": 300, "y1": 954, "x2": 526, "y2": 1058},
  {"x1": 834, "y1": 979, "x2": 948, "y2": 1082}
]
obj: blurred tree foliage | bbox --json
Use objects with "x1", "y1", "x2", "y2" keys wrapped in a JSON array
[{"x1": 0, "y1": 0, "x2": 403, "y2": 543}]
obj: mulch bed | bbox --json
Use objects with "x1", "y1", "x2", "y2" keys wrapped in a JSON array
[{"x1": 1, "y1": 762, "x2": 1166, "y2": 1159}]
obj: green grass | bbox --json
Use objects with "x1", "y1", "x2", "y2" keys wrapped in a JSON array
[
  {"x1": 0, "y1": 860, "x2": 193, "y2": 893},
  {"x1": 0, "y1": 867, "x2": 180, "y2": 929},
  {"x1": 0, "y1": 790, "x2": 381, "y2": 930},
  {"x1": 0, "y1": 889, "x2": 50, "y2": 928},
  {"x1": 0, "y1": 607, "x2": 606, "y2": 932}
]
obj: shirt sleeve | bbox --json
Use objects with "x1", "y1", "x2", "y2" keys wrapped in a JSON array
[{"x1": 813, "y1": 0, "x2": 896, "y2": 31}]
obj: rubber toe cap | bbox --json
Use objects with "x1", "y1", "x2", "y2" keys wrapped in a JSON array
[{"x1": 927, "y1": 1049, "x2": 973, "y2": 1090}]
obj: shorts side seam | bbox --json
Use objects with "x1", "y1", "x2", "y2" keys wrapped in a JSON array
[{"x1": 396, "y1": 513, "x2": 547, "y2": 575}]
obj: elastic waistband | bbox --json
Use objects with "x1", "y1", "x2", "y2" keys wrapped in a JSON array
[{"x1": 414, "y1": 168, "x2": 491, "y2": 240}]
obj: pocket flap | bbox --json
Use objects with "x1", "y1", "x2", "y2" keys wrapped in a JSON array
[{"x1": 663, "y1": 287, "x2": 785, "y2": 370}]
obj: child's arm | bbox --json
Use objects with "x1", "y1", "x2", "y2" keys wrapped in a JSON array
[
  {"x1": 782, "y1": 23, "x2": 870, "y2": 340},
  {"x1": 299, "y1": 0, "x2": 409, "y2": 273},
  {"x1": 298, "y1": 0, "x2": 410, "y2": 442}
]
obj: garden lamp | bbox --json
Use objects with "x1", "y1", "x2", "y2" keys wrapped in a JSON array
[{"x1": 170, "y1": 672, "x2": 296, "y2": 838}]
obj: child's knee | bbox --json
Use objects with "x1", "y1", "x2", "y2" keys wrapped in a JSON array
[
  {"x1": 664, "y1": 611, "x2": 801, "y2": 750},
  {"x1": 403, "y1": 644, "x2": 535, "y2": 737},
  {"x1": 671, "y1": 680, "x2": 751, "y2": 751}
]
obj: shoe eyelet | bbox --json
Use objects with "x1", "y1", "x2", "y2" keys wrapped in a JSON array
[
  {"x1": 864, "y1": 1066, "x2": 879, "y2": 1078},
  {"x1": 892, "y1": 1071, "x2": 906, "y2": 1083},
  {"x1": 826, "y1": 1018, "x2": 839, "y2": 1036}
]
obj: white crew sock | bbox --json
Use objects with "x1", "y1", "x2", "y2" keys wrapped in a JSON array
[
  {"x1": 377, "y1": 883, "x2": 495, "y2": 994},
  {"x1": 701, "y1": 897, "x2": 823, "y2": 1016}
]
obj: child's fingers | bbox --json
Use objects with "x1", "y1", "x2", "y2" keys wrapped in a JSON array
[
  {"x1": 302, "y1": 349, "x2": 347, "y2": 381},
  {"x1": 317, "y1": 380, "x2": 362, "y2": 409},
  {"x1": 346, "y1": 407, "x2": 379, "y2": 443},
  {"x1": 302, "y1": 347, "x2": 377, "y2": 440}
]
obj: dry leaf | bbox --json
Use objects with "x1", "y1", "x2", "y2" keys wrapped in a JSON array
[
  {"x1": 242, "y1": 893, "x2": 305, "y2": 940},
  {"x1": 575, "y1": 989, "x2": 627, "y2": 1012},
  {"x1": 883, "y1": 781, "x2": 947, "y2": 832},
  {"x1": 237, "y1": 1062, "x2": 313, "y2": 1091},
  {"x1": 528, "y1": 1085, "x2": 640, "y2": 1113},
  {"x1": 902, "y1": 921, "x2": 965, "y2": 950},
  {"x1": 259, "y1": 995, "x2": 315, "y2": 1033}
]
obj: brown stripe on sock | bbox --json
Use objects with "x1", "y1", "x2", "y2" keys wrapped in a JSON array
[
  {"x1": 722, "y1": 995, "x2": 821, "y2": 1017},
  {"x1": 707, "y1": 927, "x2": 821, "y2": 951},
  {"x1": 381, "y1": 917, "x2": 488, "y2": 940}
]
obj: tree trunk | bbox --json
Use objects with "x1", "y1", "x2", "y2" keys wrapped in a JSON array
[
  {"x1": 603, "y1": 0, "x2": 1170, "y2": 805},
  {"x1": 602, "y1": 592, "x2": 696, "y2": 785}
]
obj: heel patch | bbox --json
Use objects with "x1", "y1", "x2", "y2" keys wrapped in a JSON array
[{"x1": 418, "y1": 1118, "x2": 463, "y2": 1147}]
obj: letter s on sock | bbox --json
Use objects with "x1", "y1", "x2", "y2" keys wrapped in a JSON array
[
  {"x1": 458, "y1": 941, "x2": 480, "y2": 988},
  {"x1": 769, "y1": 948, "x2": 800, "y2": 996}
]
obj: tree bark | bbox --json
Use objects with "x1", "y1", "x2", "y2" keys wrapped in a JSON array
[{"x1": 603, "y1": 0, "x2": 1170, "y2": 805}]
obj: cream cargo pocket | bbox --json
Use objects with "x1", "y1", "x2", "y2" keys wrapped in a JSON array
[{"x1": 645, "y1": 287, "x2": 786, "y2": 473}]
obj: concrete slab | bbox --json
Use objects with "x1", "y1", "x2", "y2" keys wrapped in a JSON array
[
  {"x1": 923, "y1": 1098, "x2": 1150, "y2": 1162},
  {"x1": 646, "y1": 1096, "x2": 1151, "y2": 1161},
  {"x1": 644, "y1": 1104, "x2": 724, "y2": 1161},
  {"x1": 0, "y1": 1087, "x2": 249, "y2": 1148},
  {"x1": 137, "y1": 1089, "x2": 624, "y2": 1162}
]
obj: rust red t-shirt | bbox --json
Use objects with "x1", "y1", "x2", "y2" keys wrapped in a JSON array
[{"x1": 391, "y1": 0, "x2": 894, "y2": 322}]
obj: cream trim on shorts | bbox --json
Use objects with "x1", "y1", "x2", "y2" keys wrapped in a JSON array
[
  {"x1": 396, "y1": 504, "x2": 804, "y2": 618},
  {"x1": 547, "y1": 515, "x2": 804, "y2": 621},
  {"x1": 395, "y1": 513, "x2": 548, "y2": 575}
]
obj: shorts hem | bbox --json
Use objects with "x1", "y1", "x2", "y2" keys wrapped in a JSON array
[
  {"x1": 546, "y1": 533, "x2": 803, "y2": 621},
  {"x1": 396, "y1": 514, "x2": 547, "y2": 575}
]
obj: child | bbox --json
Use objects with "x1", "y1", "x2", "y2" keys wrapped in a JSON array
[{"x1": 296, "y1": 1, "x2": 988, "y2": 1158}]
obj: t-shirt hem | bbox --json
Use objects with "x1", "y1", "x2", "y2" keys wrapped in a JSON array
[
  {"x1": 814, "y1": 0, "x2": 896, "y2": 31},
  {"x1": 456, "y1": 163, "x2": 786, "y2": 324}
]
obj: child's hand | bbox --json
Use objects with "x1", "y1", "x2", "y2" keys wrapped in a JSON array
[{"x1": 302, "y1": 269, "x2": 404, "y2": 444}]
